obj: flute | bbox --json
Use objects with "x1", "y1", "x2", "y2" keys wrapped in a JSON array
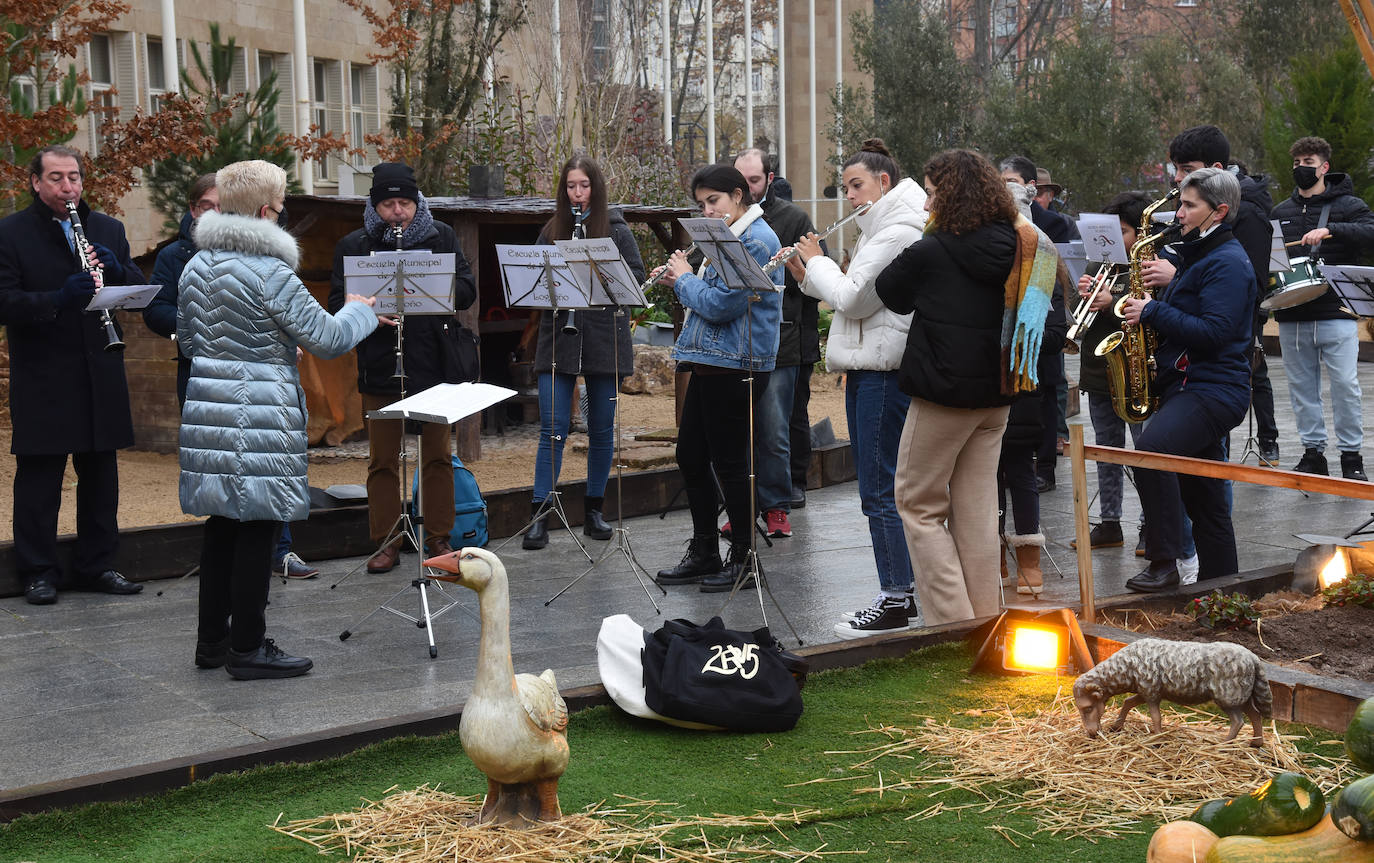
[
  {"x1": 639, "y1": 212, "x2": 736, "y2": 293},
  {"x1": 761, "y1": 200, "x2": 874, "y2": 275},
  {"x1": 65, "y1": 201, "x2": 124, "y2": 353}
]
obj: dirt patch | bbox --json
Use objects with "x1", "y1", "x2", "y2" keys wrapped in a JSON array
[
  {"x1": 0, "y1": 364, "x2": 850, "y2": 540},
  {"x1": 1113, "y1": 592, "x2": 1374, "y2": 684}
]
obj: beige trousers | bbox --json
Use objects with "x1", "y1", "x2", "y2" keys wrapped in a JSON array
[{"x1": 894, "y1": 397, "x2": 1010, "y2": 626}]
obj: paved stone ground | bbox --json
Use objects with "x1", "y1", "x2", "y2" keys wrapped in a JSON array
[{"x1": 2, "y1": 355, "x2": 1371, "y2": 794}]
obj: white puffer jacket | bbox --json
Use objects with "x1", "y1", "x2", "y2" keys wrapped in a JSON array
[{"x1": 800, "y1": 177, "x2": 927, "y2": 371}]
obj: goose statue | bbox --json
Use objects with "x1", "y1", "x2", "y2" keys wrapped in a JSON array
[{"x1": 423, "y1": 546, "x2": 570, "y2": 825}]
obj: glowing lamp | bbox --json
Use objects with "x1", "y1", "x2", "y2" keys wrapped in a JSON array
[
  {"x1": 1319, "y1": 549, "x2": 1350, "y2": 589},
  {"x1": 971, "y1": 607, "x2": 1094, "y2": 677}
]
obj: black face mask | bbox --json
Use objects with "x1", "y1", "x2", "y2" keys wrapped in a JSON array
[{"x1": 1293, "y1": 165, "x2": 1320, "y2": 191}]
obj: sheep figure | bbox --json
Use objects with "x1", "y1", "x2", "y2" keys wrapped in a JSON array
[{"x1": 1072, "y1": 638, "x2": 1272, "y2": 747}]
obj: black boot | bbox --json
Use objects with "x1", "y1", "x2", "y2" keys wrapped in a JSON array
[
  {"x1": 1293, "y1": 447, "x2": 1329, "y2": 476},
  {"x1": 522, "y1": 500, "x2": 550, "y2": 550},
  {"x1": 1341, "y1": 451, "x2": 1368, "y2": 482},
  {"x1": 583, "y1": 495, "x2": 613, "y2": 540},
  {"x1": 700, "y1": 544, "x2": 758, "y2": 593},
  {"x1": 1125, "y1": 559, "x2": 1180, "y2": 594},
  {"x1": 656, "y1": 534, "x2": 722, "y2": 584}
]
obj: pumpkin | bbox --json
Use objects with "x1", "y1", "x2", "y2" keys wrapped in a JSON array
[
  {"x1": 1187, "y1": 772, "x2": 1325, "y2": 837},
  {"x1": 1347, "y1": 697, "x2": 1374, "y2": 772},
  {"x1": 1332, "y1": 773, "x2": 1374, "y2": 842},
  {"x1": 1148, "y1": 821, "x2": 1219, "y2": 863},
  {"x1": 1205, "y1": 814, "x2": 1374, "y2": 863}
]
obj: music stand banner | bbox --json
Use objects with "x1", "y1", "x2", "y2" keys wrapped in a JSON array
[
  {"x1": 1318, "y1": 263, "x2": 1374, "y2": 317},
  {"x1": 343, "y1": 251, "x2": 456, "y2": 315}
]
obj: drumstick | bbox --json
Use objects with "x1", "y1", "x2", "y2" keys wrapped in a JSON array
[{"x1": 1285, "y1": 240, "x2": 1308, "y2": 247}]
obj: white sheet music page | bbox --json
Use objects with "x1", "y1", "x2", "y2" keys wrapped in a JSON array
[{"x1": 367, "y1": 382, "x2": 517, "y2": 425}]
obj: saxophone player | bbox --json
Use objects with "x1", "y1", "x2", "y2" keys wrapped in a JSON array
[{"x1": 1119, "y1": 168, "x2": 1257, "y2": 592}]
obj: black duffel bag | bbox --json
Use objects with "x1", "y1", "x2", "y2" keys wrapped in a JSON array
[{"x1": 642, "y1": 617, "x2": 804, "y2": 733}]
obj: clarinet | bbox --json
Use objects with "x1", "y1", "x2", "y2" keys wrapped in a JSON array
[
  {"x1": 389, "y1": 222, "x2": 406, "y2": 380},
  {"x1": 562, "y1": 207, "x2": 585, "y2": 335},
  {"x1": 65, "y1": 201, "x2": 124, "y2": 352}
]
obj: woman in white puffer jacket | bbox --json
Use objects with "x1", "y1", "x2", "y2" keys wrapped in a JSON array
[{"x1": 785, "y1": 138, "x2": 928, "y2": 638}]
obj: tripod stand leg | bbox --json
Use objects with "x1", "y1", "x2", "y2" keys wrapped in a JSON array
[{"x1": 418, "y1": 580, "x2": 439, "y2": 658}]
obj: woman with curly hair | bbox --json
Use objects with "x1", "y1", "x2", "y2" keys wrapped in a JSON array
[{"x1": 875, "y1": 149, "x2": 1053, "y2": 625}]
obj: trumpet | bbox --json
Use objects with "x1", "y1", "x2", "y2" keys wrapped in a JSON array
[
  {"x1": 761, "y1": 200, "x2": 874, "y2": 275},
  {"x1": 1067, "y1": 261, "x2": 1127, "y2": 347},
  {"x1": 65, "y1": 201, "x2": 124, "y2": 353}
]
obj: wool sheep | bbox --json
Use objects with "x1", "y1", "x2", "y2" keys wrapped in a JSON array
[{"x1": 1072, "y1": 638, "x2": 1272, "y2": 747}]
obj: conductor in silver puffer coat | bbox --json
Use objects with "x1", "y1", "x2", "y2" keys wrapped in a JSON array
[{"x1": 178, "y1": 160, "x2": 381, "y2": 680}]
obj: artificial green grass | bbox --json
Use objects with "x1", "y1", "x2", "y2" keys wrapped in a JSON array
[{"x1": 0, "y1": 642, "x2": 1344, "y2": 862}]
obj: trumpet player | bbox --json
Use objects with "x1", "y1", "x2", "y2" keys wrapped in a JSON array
[
  {"x1": 1120, "y1": 168, "x2": 1256, "y2": 593},
  {"x1": 0, "y1": 145, "x2": 144, "y2": 605}
]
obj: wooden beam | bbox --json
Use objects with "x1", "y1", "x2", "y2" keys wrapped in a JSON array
[
  {"x1": 1069, "y1": 426, "x2": 1096, "y2": 622},
  {"x1": 1082, "y1": 444, "x2": 1374, "y2": 500},
  {"x1": 1340, "y1": 0, "x2": 1374, "y2": 80}
]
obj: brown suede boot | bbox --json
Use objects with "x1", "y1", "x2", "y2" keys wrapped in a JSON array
[{"x1": 1009, "y1": 533, "x2": 1044, "y2": 597}]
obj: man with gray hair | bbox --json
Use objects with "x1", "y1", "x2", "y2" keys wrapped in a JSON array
[{"x1": 1119, "y1": 167, "x2": 1256, "y2": 592}]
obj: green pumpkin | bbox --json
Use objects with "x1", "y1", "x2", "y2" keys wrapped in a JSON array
[
  {"x1": 1187, "y1": 772, "x2": 1326, "y2": 837},
  {"x1": 1347, "y1": 697, "x2": 1374, "y2": 773},
  {"x1": 1332, "y1": 774, "x2": 1374, "y2": 842}
]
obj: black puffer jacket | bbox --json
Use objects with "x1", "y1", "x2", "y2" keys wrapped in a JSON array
[
  {"x1": 328, "y1": 213, "x2": 477, "y2": 396},
  {"x1": 1271, "y1": 172, "x2": 1374, "y2": 322},
  {"x1": 875, "y1": 221, "x2": 1018, "y2": 409},
  {"x1": 533, "y1": 207, "x2": 646, "y2": 376},
  {"x1": 761, "y1": 192, "x2": 822, "y2": 367}
]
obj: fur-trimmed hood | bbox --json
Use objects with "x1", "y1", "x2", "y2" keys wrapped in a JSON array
[{"x1": 192, "y1": 210, "x2": 300, "y2": 271}]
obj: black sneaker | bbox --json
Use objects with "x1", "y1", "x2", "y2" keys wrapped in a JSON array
[
  {"x1": 1070, "y1": 520, "x2": 1123, "y2": 550},
  {"x1": 1258, "y1": 439, "x2": 1280, "y2": 466},
  {"x1": 1341, "y1": 451, "x2": 1368, "y2": 482},
  {"x1": 841, "y1": 592, "x2": 916, "y2": 622},
  {"x1": 225, "y1": 638, "x2": 313, "y2": 680},
  {"x1": 1293, "y1": 447, "x2": 1329, "y2": 476},
  {"x1": 834, "y1": 595, "x2": 910, "y2": 639}
]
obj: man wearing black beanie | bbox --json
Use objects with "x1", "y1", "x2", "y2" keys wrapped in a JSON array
[{"x1": 329, "y1": 162, "x2": 478, "y2": 572}]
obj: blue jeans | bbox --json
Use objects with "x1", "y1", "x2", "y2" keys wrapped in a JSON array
[
  {"x1": 846, "y1": 370, "x2": 914, "y2": 594},
  {"x1": 755, "y1": 364, "x2": 799, "y2": 511},
  {"x1": 1279, "y1": 318, "x2": 1363, "y2": 452},
  {"x1": 534, "y1": 372, "x2": 616, "y2": 500},
  {"x1": 275, "y1": 523, "x2": 292, "y2": 562}
]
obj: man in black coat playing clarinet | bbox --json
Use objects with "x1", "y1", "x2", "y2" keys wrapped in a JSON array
[{"x1": 0, "y1": 145, "x2": 144, "y2": 605}]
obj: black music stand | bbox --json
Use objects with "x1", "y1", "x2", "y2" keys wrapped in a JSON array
[
  {"x1": 678, "y1": 217, "x2": 802, "y2": 644},
  {"x1": 543, "y1": 243, "x2": 666, "y2": 610},
  {"x1": 338, "y1": 382, "x2": 515, "y2": 658},
  {"x1": 490, "y1": 247, "x2": 593, "y2": 560}
]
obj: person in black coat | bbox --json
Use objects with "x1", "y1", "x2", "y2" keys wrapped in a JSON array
[
  {"x1": 328, "y1": 162, "x2": 477, "y2": 572},
  {"x1": 144, "y1": 173, "x2": 218, "y2": 405},
  {"x1": 0, "y1": 145, "x2": 145, "y2": 604},
  {"x1": 521, "y1": 155, "x2": 646, "y2": 550}
]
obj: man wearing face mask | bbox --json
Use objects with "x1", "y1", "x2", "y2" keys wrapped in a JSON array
[
  {"x1": 1121, "y1": 168, "x2": 1256, "y2": 592},
  {"x1": 1270, "y1": 136, "x2": 1374, "y2": 481}
]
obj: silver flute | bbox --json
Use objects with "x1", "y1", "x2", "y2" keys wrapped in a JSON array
[{"x1": 761, "y1": 200, "x2": 874, "y2": 276}]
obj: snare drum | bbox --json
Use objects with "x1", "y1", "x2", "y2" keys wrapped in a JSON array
[{"x1": 1262, "y1": 256, "x2": 1328, "y2": 310}]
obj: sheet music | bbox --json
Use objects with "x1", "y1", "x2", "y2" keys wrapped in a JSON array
[
  {"x1": 555, "y1": 238, "x2": 647, "y2": 306},
  {"x1": 1076, "y1": 214, "x2": 1128, "y2": 264},
  {"x1": 678, "y1": 218, "x2": 777, "y2": 294},
  {"x1": 1055, "y1": 241, "x2": 1088, "y2": 285},
  {"x1": 86, "y1": 284, "x2": 160, "y2": 311},
  {"x1": 494, "y1": 245, "x2": 590, "y2": 309},
  {"x1": 365, "y1": 382, "x2": 517, "y2": 425},
  {"x1": 342, "y1": 251, "x2": 456, "y2": 315}
]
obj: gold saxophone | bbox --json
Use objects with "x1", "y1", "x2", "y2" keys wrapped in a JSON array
[{"x1": 1093, "y1": 188, "x2": 1180, "y2": 423}]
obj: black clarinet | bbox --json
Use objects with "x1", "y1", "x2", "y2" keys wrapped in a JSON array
[
  {"x1": 65, "y1": 201, "x2": 124, "y2": 352},
  {"x1": 562, "y1": 207, "x2": 585, "y2": 335},
  {"x1": 389, "y1": 222, "x2": 405, "y2": 380}
]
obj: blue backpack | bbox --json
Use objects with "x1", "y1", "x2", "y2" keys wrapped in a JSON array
[{"x1": 411, "y1": 454, "x2": 488, "y2": 548}]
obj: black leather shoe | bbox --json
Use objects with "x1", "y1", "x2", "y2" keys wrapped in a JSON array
[
  {"x1": 790, "y1": 488, "x2": 807, "y2": 509},
  {"x1": 522, "y1": 500, "x2": 550, "y2": 550},
  {"x1": 225, "y1": 638, "x2": 313, "y2": 680},
  {"x1": 700, "y1": 547, "x2": 758, "y2": 593},
  {"x1": 81, "y1": 570, "x2": 143, "y2": 595},
  {"x1": 1258, "y1": 439, "x2": 1280, "y2": 466},
  {"x1": 25, "y1": 576, "x2": 57, "y2": 605},
  {"x1": 1126, "y1": 564, "x2": 1180, "y2": 593},
  {"x1": 656, "y1": 535, "x2": 722, "y2": 584},
  {"x1": 195, "y1": 637, "x2": 231, "y2": 669},
  {"x1": 1071, "y1": 520, "x2": 1123, "y2": 550},
  {"x1": 1035, "y1": 476, "x2": 1055, "y2": 493},
  {"x1": 583, "y1": 496, "x2": 613, "y2": 540}
]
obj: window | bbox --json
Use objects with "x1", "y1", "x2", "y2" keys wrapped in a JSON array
[
  {"x1": 349, "y1": 63, "x2": 380, "y2": 167},
  {"x1": 88, "y1": 34, "x2": 116, "y2": 152},
  {"x1": 312, "y1": 58, "x2": 344, "y2": 181},
  {"x1": 257, "y1": 51, "x2": 295, "y2": 134},
  {"x1": 587, "y1": 0, "x2": 610, "y2": 78},
  {"x1": 89, "y1": 34, "x2": 113, "y2": 86},
  {"x1": 992, "y1": 0, "x2": 1017, "y2": 39},
  {"x1": 147, "y1": 38, "x2": 167, "y2": 111},
  {"x1": 752, "y1": 67, "x2": 762, "y2": 93},
  {"x1": 1175, "y1": 0, "x2": 1198, "y2": 6}
]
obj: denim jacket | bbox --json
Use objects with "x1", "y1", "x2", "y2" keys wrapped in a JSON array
[{"x1": 670, "y1": 211, "x2": 783, "y2": 370}]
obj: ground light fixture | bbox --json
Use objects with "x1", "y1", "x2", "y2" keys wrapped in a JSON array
[
  {"x1": 970, "y1": 606, "x2": 1095, "y2": 676},
  {"x1": 1292, "y1": 538, "x2": 1363, "y2": 593}
]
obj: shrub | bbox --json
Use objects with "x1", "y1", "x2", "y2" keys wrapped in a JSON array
[{"x1": 1187, "y1": 590, "x2": 1259, "y2": 629}]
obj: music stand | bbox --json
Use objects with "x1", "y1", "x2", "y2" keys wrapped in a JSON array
[
  {"x1": 333, "y1": 247, "x2": 458, "y2": 586},
  {"x1": 679, "y1": 217, "x2": 802, "y2": 644},
  {"x1": 338, "y1": 382, "x2": 516, "y2": 658},
  {"x1": 542, "y1": 239, "x2": 666, "y2": 609},
  {"x1": 490, "y1": 245, "x2": 593, "y2": 560}
]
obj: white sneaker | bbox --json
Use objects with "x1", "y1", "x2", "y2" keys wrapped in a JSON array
[
  {"x1": 841, "y1": 593, "x2": 915, "y2": 621},
  {"x1": 1177, "y1": 554, "x2": 1199, "y2": 586}
]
